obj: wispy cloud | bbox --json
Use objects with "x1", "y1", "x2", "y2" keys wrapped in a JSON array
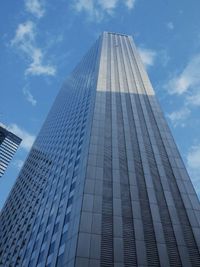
[
  {"x1": 186, "y1": 92, "x2": 200, "y2": 106},
  {"x1": 23, "y1": 87, "x2": 37, "y2": 106},
  {"x1": 167, "y1": 107, "x2": 190, "y2": 127},
  {"x1": 11, "y1": 21, "x2": 56, "y2": 76},
  {"x1": 25, "y1": 0, "x2": 45, "y2": 18},
  {"x1": 166, "y1": 54, "x2": 200, "y2": 95},
  {"x1": 166, "y1": 21, "x2": 174, "y2": 30},
  {"x1": 98, "y1": 0, "x2": 118, "y2": 13},
  {"x1": 138, "y1": 47, "x2": 157, "y2": 68},
  {"x1": 73, "y1": 0, "x2": 136, "y2": 21},
  {"x1": 187, "y1": 145, "x2": 200, "y2": 196},
  {"x1": 26, "y1": 48, "x2": 56, "y2": 76},
  {"x1": 165, "y1": 53, "x2": 200, "y2": 117},
  {"x1": 125, "y1": 0, "x2": 136, "y2": 9},
  {"x1": 13, "y1": 159, "x2": 24, "y2": 170},
  {"x1": 164, "y1": 54, "x2": 200, "y2": 131},
  {"x1": 7, "y1": 124, "x2": 35, "y2": 151},
  {"x1": 187, "y1": 145, "x2": 200, "y2": 169},
  {"x1": 11, "y1": 20, "x2": 35, "y2": 46}
]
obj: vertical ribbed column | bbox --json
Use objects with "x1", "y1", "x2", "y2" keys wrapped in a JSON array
[
  {"x1": 112, "y1": 34, "x2": 138, "y2": 266},
  {"x1": 100, "y1": 33, "x2": 114, "y2": 267},
  {"x1": 128, "y1": 37, "x2": 200, "y2": 267},
  {"x1": 110, "y1": 34, "x2": 125, "y2": 266},
  {"x1": 123, "y1": 36, "x2": 182, "y2": 266},
  {"x1": 121, "y1": 35, "x2": 161, "y2": 266}
]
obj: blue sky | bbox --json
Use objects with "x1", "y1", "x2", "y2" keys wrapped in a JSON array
[{"x1": 0, "y1": 0, "x2": 200, "y2": 209}]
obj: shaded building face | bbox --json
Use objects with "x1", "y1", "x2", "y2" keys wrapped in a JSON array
[
  {"x1": 0, "y1": 32, "x2": 200, "y2": 267},
  {"x1": 0, "y1": 125, "x2": 22, "y2": 178}
]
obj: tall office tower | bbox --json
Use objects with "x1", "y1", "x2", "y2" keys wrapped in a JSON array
[
  {"x1": 0, "y1": 125, "x2": 22, "y2": 178},
  {"x1": 0, "y1": 32, "x2": 200, "y2": 267}
]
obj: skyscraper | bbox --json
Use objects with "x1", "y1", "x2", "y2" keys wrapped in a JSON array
[
  {"x1": 0, "y1": 32, "x2": 200, "y2": 267},
  {"x1": 0, "y1": 125, "x2": 22, "y2": 178}
]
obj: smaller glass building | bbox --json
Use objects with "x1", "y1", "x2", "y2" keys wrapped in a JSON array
[{"x1": 0, "y1": 125, "x2": 22, "y2": 177}]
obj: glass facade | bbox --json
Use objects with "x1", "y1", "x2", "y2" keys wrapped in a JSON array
[
  {"x1": 0, "y1": 125, "x2": 22, "y2": 178},
  {"x1": 0, "y1": 32, "x2": 200, "y2": 267}
]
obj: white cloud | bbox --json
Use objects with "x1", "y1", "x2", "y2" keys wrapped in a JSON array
[
  {"x1": 98, "y1": 0, "x2": 118, "y2": 11},
  {"x1": 187, "y1": 145, "x2": 200, "y2": 169},
  {"x1": 158, "y1": 49, "x2": 170, "y2": 67},
  {"x1": 11, "y1": 21, "x2": 56, "y2": 76},
  {"x1": 23, "y1": 87, "x2": 37, "y2": 106},
  {"x1": 73, "y1": 0, "x2": 136, "y2": 21},
  {"x1": 187, "y1": 92, "x2": 200, "y2": 106},
  {"x1": 138, "y1": 47, "x2": 157, "y2": 67},
  {"x1": 13, "y1": 159, "x2": 24, "y2": 170},
  {"x1": 0, "y1": 122, "x2": 7, "y2": 129},
  {"x1": 26, "y1": 48, "x2": 56, "y2": 76},
  {"x1": 187, "y1": 145, "x2": 200, "y2": 195},
  {"x1": 11, "y1": 21, "x2": 35, "y2": 47},
  {"x1": 25, "y1": 0, "x2": 45, "y2": 18},
  {"x1": 166, "y1": 22, "x2": 174, "y2": 30},
  {"x1": 166, "y1": 54, "x2": 200, "y2": 95},
  {"x1": 74, "y1": 0, "x2": 93, "y2": 14},
  {"x1": 167, "y1": 107, "x2": 190, "y2": 127},
  {"x1": 73, "y1": 0, "x2": 106, "y2": 21},
  {"x1": 124, "y1": 0, "x2": 136, "y2": 9},
  {"x1": 165, "y1": 53, "x2": 200, "y2": 131},
  {"x1": 7, "y1": 124, "x2": 35, "y2": 151}
]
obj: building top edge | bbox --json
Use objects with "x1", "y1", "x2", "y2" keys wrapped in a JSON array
[{"x1": 103, "y1": 31, "x2": 130, "y2": 37}]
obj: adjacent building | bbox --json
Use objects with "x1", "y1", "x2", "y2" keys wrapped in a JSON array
[
  {"x1": 0, "y1": 32, "x2": 200, "y2": 267},
  {"x1": 0, "y1": 125, "x2": 22, "y2": 178}
]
